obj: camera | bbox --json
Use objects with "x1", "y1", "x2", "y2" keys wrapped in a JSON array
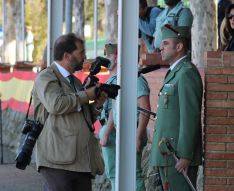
[
  {"x1": 15, "y1": 119, "x2": 43, "y2": 170},
  {"x1": 95, "y1": 83, "x2": 120, "y2": 99},
  {"x1": 84, "y1": 56, "x2": 120, "y2": 99},
  {"x1": 90, "y1": 56, "x2": 111, "y2": 76}
]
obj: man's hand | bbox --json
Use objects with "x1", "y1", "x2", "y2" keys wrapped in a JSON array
[
  {"x1": 85, "y1": 86, "x2": 97, "y2": 100},
  {"x1": 175, "y1": 158, "x2": 191, "y2": 174},
  {"x1": 83, "y1": 76, "x2": 91, "y2": 89},
  {"x1": 95, "y1": 91, "x2": 107, "y2": 108}
]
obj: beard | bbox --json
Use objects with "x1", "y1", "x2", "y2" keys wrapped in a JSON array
[
  {"x1": 70, "y1": 55, "x2": 84, "y2": 72},
  {"x1": 74, "y1": 60, "x2": 84, "y2": 71}
]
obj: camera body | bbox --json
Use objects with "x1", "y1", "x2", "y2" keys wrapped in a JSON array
[
  {"x1": 84, "y1": 56, "x2": 120, "y2": 99},
  {"x1": 15, "y1": 120, "x2": 43, "y2": 170},
  {"x1": 83, "y1": 56, "x2": 111, "y2": 88},
  {"x1": 89, "y1": 56, "x2": 111, "y2": 76}
]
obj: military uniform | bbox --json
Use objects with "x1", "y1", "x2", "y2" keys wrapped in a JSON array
[
  {"x1": 99, "y1": 73, "x2": 117, "y2": 188},
  {"x1": 153, "y1": 1, "x2": 193, "y2": 49},
  {"x1": 112, "y1": 75, "x2": 150, "y2": 191},
  {"x1": 150, "y1": 25, "x2": 203, "y2": 191}
]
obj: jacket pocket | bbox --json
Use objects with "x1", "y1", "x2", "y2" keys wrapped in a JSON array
[
  {"x1": 45, "y1": 128, "x2": 77, "y2": 165},
  {"x1": 159, "y1": 84, "x2": 175, "y2": 109}
]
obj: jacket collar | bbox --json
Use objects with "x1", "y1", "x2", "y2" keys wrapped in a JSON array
[
  {"x1": 163, "y1": 56, "x2": 188, "y2": 85},
  {"x1": 51, "y1": 63, "x2": 83, "y2": 92},
  {"x1": 50, "y1": 63, "x2": 75, "y2": 90}
]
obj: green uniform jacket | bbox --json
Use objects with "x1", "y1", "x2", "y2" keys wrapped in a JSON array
[{"x1": 150, "y1": 57, "x2": 203, "y2": 166}]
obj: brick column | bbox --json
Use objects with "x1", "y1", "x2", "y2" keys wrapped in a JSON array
[{"x1": 204, "y1": 51, "x2": 234, "y2": 191}]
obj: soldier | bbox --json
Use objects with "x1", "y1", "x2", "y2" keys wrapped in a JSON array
[
  {"x1": 99, "y1": 44, "x2": 118, "y2": 189},
  {"x1": 150, "y1": 25, "x2": 203, "y2": 191},
  {"x1": 100, "y1": 43, "x2": 151, "y2": 191},
  {"x1": 153, "y1": 0, "x2": 193, "y2": 51}
]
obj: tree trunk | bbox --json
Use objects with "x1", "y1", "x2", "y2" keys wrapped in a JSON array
[
  {"x1": 14, "y1": 0, "x2": 24, "y2": 61},
  {"x1": 74, "y1": 0, "x2": 84, "y2": 38},
  {"x1": 4, "y1": 0, "x2": 16, "y2": 64},
  {"x1": 190, "y1": 0, "x2": 217, "y2": 67},
  {"x1": 104, "y1": 0, "x2": 118, "y2": 43}
]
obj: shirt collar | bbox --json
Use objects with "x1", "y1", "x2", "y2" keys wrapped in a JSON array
[
  {"x1": 170, "y1": 55, "x2": 187, "y2": 71},
  {"x1": 54, "y1": 61, "x2": 70, "y2": 78}
]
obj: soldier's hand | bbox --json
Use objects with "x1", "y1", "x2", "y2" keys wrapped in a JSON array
[
  {"x1": 136, "y1": 138, "x2": 142, "y2": 153},
  {"x1": 100, "y1": 135, "x2": 109, "y2": 147},
  {"x1": 175, "y1": 158, "x2": 191, "y2": 174}
]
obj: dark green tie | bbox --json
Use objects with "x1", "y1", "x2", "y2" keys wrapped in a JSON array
[{"x1": 68, "y1": 75, "x2": 76, "y2": 91}]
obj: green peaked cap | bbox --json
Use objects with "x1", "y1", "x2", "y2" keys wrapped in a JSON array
[{"x1": 161, "y1": 24, "x2": 191, "y2": 40}]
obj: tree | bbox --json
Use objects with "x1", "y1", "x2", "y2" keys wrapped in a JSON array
[
  {"x1": 83, "y1": 0, "x2": 105, "y2": 38},
  {"x1": 104, "y1": 0, "x2": 118, "y2": 43},
  {"x1": 4, "y1": 0, "x2": 16, "y2": 64},
  {"x1": 190, "y1": 0, "x2": 217, "y2": 67},
  {"x1": 14, "y1": 0, "x2": 24, "y2": 61},
  {"x1": 74, "y1": 0, "x2": 84, "y2": 37},
  {"x1": 25, "y1": 0, "x2": 47, "y2": 63}
]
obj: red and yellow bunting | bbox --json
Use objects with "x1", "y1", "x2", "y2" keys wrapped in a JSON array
[{"x1": 0, "y1": 70, "x2": 110, "y2": 115}]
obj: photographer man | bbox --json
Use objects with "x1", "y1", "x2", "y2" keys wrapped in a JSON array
[
  {"x1": 99, "y1": 44, "x2": 151, "y2": 191},
  {"x1": 33, "y1": 33, "x2": 106, "y2": 191}
]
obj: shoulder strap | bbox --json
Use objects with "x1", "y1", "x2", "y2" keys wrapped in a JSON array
[
  {"x1": 25, "y1": 94, "x2": 33, "y2": 121},
  {"x1": 174, "y1": 7, "x2": 186, "y2": 26}
]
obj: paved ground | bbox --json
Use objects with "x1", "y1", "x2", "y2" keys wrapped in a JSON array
[{"x1": 0, "y1": 146, "x2": 42, "y2": 191}]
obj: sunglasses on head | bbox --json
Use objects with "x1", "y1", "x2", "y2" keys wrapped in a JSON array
[{"x1": 228, "y1": 14, "x2": 234, "y2": 20}]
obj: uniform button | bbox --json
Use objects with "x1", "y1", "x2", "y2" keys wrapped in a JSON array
[
  {"x1": 159, "y1": 92, "x2": 162, "y2": 96},
  {"x1": 157, "y1": 104, "x2": 159, "y2": 108},
  {"x1": 155, "y1": 116, "x2": 158, "y2": 120}
]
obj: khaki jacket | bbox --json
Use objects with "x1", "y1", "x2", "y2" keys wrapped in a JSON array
[
  {"x1": 33, "y1": 63, "x2": 101, "y2": 175},
  {"x1": 150, "y1": 57, "x2": 203, "y2": 167}
]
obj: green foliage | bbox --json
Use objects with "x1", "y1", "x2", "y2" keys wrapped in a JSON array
[
  {"x1": 157, "y1": 0, "x2": 190, "y2": 7},
  {"x1": 85, "y1": 0, "x2": 94, "y2": 23},
  {"x1": 25, "y1": 0, "x2": 47, "y2": 63},
  {"x1": 84, "y1": 0, "x2": 105, "y2": 37}
]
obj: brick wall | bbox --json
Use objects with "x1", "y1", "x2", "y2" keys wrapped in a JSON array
[{"x1": 204, "y1": 51, "x2": 234, "y2": 191}]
